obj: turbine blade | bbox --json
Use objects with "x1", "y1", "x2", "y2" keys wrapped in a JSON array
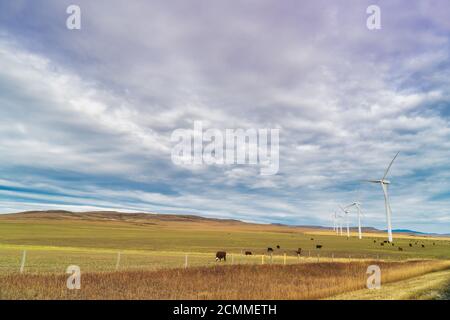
[{"x1": 382, "y1": 151, "x2": 400, "y2": 181}]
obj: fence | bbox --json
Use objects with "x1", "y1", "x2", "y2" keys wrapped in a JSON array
[{"x1": 0, "y1": 247, "x2": 415, "y2": 275}]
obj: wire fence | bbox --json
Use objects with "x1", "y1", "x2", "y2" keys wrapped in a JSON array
[{"x1": 0, "y1": 247, "x2": 419, "y2": 275}]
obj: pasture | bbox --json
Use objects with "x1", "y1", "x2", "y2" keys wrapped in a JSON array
[{"x1": 0, "y1": 211, "x2": 449, "y2": 299}]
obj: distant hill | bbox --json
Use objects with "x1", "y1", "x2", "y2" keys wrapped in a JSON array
[{"x1": 1, "y1": 210, "x2": 448, "y2": 236}]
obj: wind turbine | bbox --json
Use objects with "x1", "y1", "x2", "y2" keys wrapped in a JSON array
[
  {"x1": 339, "y1": 205, "x2": 350, "y2": 238},
  {"x1": 337, "y1": 214, "x2": 343, "y2": 235},
  {"x1": 332, "y1": 212, "x2": 338, "y2": 233},
  {"x1": 346, "y1": 202, "x2": 363, "y2": 239},
  {"x1": 367, "y1": 152, "x2": 399, "y2": 243}
]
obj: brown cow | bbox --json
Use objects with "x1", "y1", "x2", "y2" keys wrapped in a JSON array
[
  {"x1": 316, "y1": 245, "x2": 323, "y2": 249},
  {"x1": 267, "y1": 247, "x2": 274, "y2": 253},
  {"x1": 215, "y1": 251, "x2": 226, "y2": 261},
  {"x1": 245, "y1": 251, "x2": 252, "y2": 255}
]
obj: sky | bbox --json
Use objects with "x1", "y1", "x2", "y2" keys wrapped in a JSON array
[{"x1": 0, "y1": 0, "x2": 450, "y2": 233}]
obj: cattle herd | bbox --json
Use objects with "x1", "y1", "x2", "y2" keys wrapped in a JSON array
[
  {"x1": 215, "y1": 243, "x2": 324, "y2": 262},
  {"x1": 214, "y1": 238, "x2": 437, "y2": 262}
]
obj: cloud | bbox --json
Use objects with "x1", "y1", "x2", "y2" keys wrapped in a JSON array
[{"x1": 0, "y1": 1, "x2": 450, "y2": 233}]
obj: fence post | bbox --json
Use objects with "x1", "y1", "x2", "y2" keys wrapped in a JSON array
[
  {"x1": 308, "y1": 250, "x2": 311, "y2": 258},
  {"x1": 317, "y1": 253, "x2": 320, "y2": 263},
  {"x1": 20, "y1": 250, "x2": 26, "y2": 273},
  {"x1": 261, "y1": 255, "x2": 264, "y2": 265},
  {"x1": 331, "y1": 253, "x2": 334, "y2": 262},
  {"x1": 284, "y1": 253, "x2": 286, "y2": 265},
  {"x1": 185, "y1": 254, "x2": 188, "y2": 269},
  {"x1": 115, "y1": 252, "x2": 121, "y2": 271},
  {"x1": 231, "y1": 254, "x2": 234, "y2": 265}
]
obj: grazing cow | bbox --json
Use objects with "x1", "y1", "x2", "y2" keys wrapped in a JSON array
[
  {"x1": 433, "y1": 242, "x2": 436, "y2": 246},
  {"x1": 398, "y1": 247, "x2": 403, "y2": 251},
  {"x1": 245, "y1": 251, "x2": 252, "y2": 255},
  {"x1": 380, "y1": 243, "x2": 384, "y2": 246},
  {"x1": 276, "y1": 245, "x2": 280, "y2": 249},
  {"x1": 409, "y1": 243, "x2": 413, "y2": 247},
  {"x1": 383, "y1": 240, "x2": 388, "y2": 243},
  {"x1": 316, "y1": 245, "x2": 323, "y2": 249},
  {"x1": 392, "y1": 243, "x2": 395, "y2": 246},
  {"x1": 215, "y1": 251, "x2": 226, "y2": 261},
  {"x1": 373, "y1": 240, "x2": 377, "y2": 243},
  {"x1": 296, "y1": 248, "x2": 302, "y2": 256},
  {"x1": 422, "y1": 244, "x2": 425, "y2": 248},
  {"x1": 310, "y1": 238, "x2": 314, "y2": 241},
  {"x1": 267, "y1": 247, "x2": 274, "y2": 253}
]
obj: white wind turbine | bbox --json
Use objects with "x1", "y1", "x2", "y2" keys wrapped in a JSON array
[
  {"x1": 367, "y1": 152, "x2": 399, "y2": 243},
  {"x1": 346, "y1": 202, "x2": 364, "y2": 239},
  {"x1": 339, "y1": 205, "x2": 350, "y2": 238},
  {"x1": 332, "y1": 212, "x2": 338, "y2": 233},
  {"x1": 337, "y1": 214, "x2": 343, "y2": 235}
]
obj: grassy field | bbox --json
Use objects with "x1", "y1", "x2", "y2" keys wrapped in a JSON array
[
  {"x1": 0, "y1": 210, "x2": 449, "y2": 299},
  {"x1": 330, "y1": 268, "x2": 450, "y2": 300},
  {"x1": 1, "y1": 260, "x2": 449, "y2": 299}
]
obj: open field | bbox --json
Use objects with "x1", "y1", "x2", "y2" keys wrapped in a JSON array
[
  {"x1": 0, "y1": 211, "x2": 449, "y2": 272},
  {"x1": 1, "y1": 260, "x2": 449, "y2": 299},
  {"x1": 0, "y1": 211, "x2": 449, "y2": 299}
]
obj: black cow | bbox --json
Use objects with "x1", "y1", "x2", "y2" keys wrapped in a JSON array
[
  {"x1": 245, "y1": 251, "x2": 252, "y2": 255},
  {"x1": 409, "y1": 243, "x2": 412, "y2": 247},
  {"x1": 316, "y1": 245, "x2": 323, "y2": 249},
  {"x1": 380, "y1": 243, "x2": 384, "y2": 246},
  {"x1": 215, "y1": 251, "x2": 226, "y2": 261},
  {"x1": 295, "y1": 248, "x2": 302, "y2": 256},
  {"x1": 310, "y1": 238, "x2": 314, "y2": 241},
  {"x1": 383, "y1": 240, "x2": 388, "y2": 243},
  {"x1": 422, "y1": 244, "x2": 425, "y2": 248},
  {"x1": 276, "y1": 245, "x2": 280, "y2": 249},
  {"x1": 267, "y1": 247, "x2": 274, "y2": 253},
  {"x1": 373, "y1": 240, "x2": 377, "y2": 243},
  {"x1": 398, "y1": 247, "x2": 403, "y2": 251}
]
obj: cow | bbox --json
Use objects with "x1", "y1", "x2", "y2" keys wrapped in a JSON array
[
  {"x1": 276, "y1": 245, "x2": 280, "y2": 249},
  {"x1": 433, "y1": 242, "x2": 436, "y2": 246},
  {"x1": 383, "y1": 240, "x2": 388, "y2": 243},
  {"x1": 295, "y1": 248, "x2": 302, "y2": 256},
  {"x1": 316, "y1": 245, "x2": 323, "y2": 249},
  {"x1": 245, "y1": 251, "x2": 252, "y2": 255},
  {"x1": 398, "y1": 247, "x2": 403, "y2": 251},
  {"x1": 267, "y1": 247, "x2": 274, "y2": 253},
  {"x1": 380, "y1": 243, "x2": 384, "y2": 246},
  {"x1": 373, "y1": 240, "x2": 377, "y2": 243},
  {"x1": 310, "y1": 238, "x2": 314, "y2": 241},
  {"x1": 422, "y1": 244, "x2": 425, "y2": 248},
  {"x1": 215, "y1": 251, "x2": 226, "y2": 261},
  {"x1": 409, "y1": 243, "x2": 412, "y2": 247},
  {"x1": 391, "y1": 243, "x2": 395, "y2": 246}
]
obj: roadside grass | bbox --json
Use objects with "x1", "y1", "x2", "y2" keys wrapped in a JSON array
[{"x1": 329, "y1": 269, "x2": 450, "y2": 300}]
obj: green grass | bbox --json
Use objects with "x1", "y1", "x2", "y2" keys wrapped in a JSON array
[{"x1": 0, "y1": 214, "x2": 449, "y2": 274}]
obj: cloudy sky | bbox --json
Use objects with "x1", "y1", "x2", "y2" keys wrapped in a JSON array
[{"x1": 1, "y1": 1, "x2": 450, "y2": 233}]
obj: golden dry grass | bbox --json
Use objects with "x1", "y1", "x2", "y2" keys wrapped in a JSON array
[{"x1": 1, "y1": 260, "x2": 449, "y2": 300}]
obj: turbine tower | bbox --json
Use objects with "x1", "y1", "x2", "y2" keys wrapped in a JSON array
[
  {"x1": 367, "y1": 152, "x2": 399, "y2": 243},
  {"x1": 339, "y1": 205, "x2": 350, "y2": 238},
  {"x1": 332, "y1": 211, "x2": 338, "y2": 233},
  {"x1": 347, "y1": 202, "x2": 363, "y2": 239}
]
